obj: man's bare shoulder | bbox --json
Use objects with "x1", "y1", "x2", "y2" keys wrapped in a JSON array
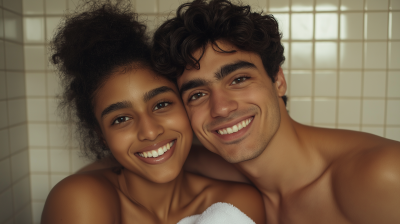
[
  {"x1": 42, "y1": 170, "x2": 120, "y2": 224},
  {"x1": 330, "y1": 140, "x2": 400, "y2": 224},
  {"x1": 184, "y1": 172, "x2": 266, "y2": 223}
]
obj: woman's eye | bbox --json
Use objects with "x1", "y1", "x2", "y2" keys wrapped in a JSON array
[
  {"x1": 154, "y1": 102, "x2": 170, "y2": 111},
  {"x1": 231, "y1": 77, "x2": 248, "y2": 85},
  {"x1": 189, "y1": 92, "x2": 206, "y2": 101},
  {"x1": 113, "y1": 116, "x2": 131, "y2": 125}
]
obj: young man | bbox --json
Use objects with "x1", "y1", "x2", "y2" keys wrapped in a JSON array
[{"x1": 152, "y1": 0, "x2": 400, "y2": 223}]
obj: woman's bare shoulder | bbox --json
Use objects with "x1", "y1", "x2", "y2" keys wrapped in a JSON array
[
  {"x1": 185, "y1": 172, "x2": 266, "y2": 223},
  {"x1": 41, "y1": 170, "x2": 121, "y2": 224}
]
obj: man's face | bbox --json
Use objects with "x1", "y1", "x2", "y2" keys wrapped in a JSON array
[{"x1": 178, "y1": 41, "x2": 286, "y2": 163}]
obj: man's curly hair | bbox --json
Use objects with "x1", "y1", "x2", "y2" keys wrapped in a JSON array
[
  {"x1": 50, "y1": 0, "x2": 151, "y2": 160},
  {"x1": 152, "y1": 0, "x2": 286, "y2": 103}
]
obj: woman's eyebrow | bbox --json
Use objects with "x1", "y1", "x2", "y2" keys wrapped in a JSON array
[
  {"x1": 143, "y1": 86, "x2": 174, "y2": 103},
  {"x1": 101, "y1": 101, "x2": 132, "y2": 118}
]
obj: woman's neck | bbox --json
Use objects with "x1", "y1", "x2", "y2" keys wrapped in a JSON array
[{"x1": 118, "y1": 168, "x2": 187, "y2": 219}]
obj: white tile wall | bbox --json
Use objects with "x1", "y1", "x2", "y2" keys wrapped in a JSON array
[{"x1": 0, "y1": 0, "x2": 398, "y2": 223}]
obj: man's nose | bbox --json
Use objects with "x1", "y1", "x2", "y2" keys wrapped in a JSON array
[
  {"x1": 209, "y1": 90, "x2": 238, "y2": 118},
  {"x1": 137, "y1": 115, "x2": 164, "y2": 141}
]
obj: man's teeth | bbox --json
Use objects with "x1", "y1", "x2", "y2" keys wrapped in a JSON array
[
  {"x1": 217, "y1": 117, "x2": 253, "y2": 135},
  {"x1": 138, "y1": 141, "x2": 174, "y2": 158}
]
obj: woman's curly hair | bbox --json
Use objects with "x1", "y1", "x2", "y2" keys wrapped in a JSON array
[
  {"x1": 152, "y1": 0, "x2": 286, "y2": 103},
  {"x1": 50, "y1": 0, "x2": 151, "y2": 160}
]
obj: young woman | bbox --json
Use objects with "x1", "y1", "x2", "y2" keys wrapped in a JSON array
[{"x1": 41, "y1": 1, "x2": 265, "y2": 223}]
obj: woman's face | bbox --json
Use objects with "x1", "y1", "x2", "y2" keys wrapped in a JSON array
[{"x1": 93, "y1": 67, "x2": 193, "y2": 183}]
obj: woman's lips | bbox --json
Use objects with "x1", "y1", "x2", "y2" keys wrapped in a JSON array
[{"x1": 135, "y1": 140, "x2": 176, "y2": 165}]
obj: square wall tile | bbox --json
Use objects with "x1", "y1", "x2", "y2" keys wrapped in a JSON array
[
  {"x1": 46, "y1": 17, "x2": 62, "y2": 41},
  {"x1": 0, "y1": 72, "x2": 5, "y2": 100},
  {"x1": 365, "y1": 0, "x2": 388, "y2": 10},
  {"x1": 388, "y1": 72, "x2": 400, "y2": 97},
  {"x1": 340, "y1": 13, "x2": 363, "y2": 40},
  {"x1": 28, "y1": 123, "x2": 48, "y2": 147},
  {"x1": 340, "y1": 0, "x2": 363, "y2": 10},
  {"x1": 45, "y1": 0, "x2": 67, "y2": 14},
  {"x1": 24, "y1": 17, "x2": 45, "y2": 43},
  {"x1": 340, "y1": 42, "x2": 363, "y2": 69},
  {"x1": 362, "y1": 99, "x2": 385, "y2": 125},
  {"x1": 289, "y1": 71, "x2": 312, "y2": 96},
  {"x1": 9, "y1": 124, "x2": 28, "y2": 153},
  {"x1": 0, "y1": 10, "x2": 4, "y2": 38},
  {"x1": 49, "y1": 124, "x2": 68, "y2": 148},
  {"x1": 289, "y1": 98, "x2": 312, "y2": 124},
  {"x1": 136, "y1": 0, "x2": 157, "y2": 13},
  {"x1": 7, "y1": 99, "x2": 27, "y2": 125},
  {"x1": 314, "y1": 71, "x2": 337, "y2": 97},
  {"x1": 5, "y1": 42, "x2": 25, "y2": 70},
  {"x1": 32, "y1": 202, "x2": 45, "y2": 224},
  {"x1": 23, "y1": 0, "x2": 44, "y2": 15},
  {"x1": 273, "y1": 13, "x2": 289, "y2": 40},
  {"x1": 71, "y1": 149, "x2": 91, "y2": 172},
  {"x1": 11, "y1": 150, "x2": 29, "y2": 181},
  {"x1": 0, "y1": 158, "x2": 11, "y2": 192},
  {"x1": 0, "y1": 101, "x2": 8, "y2": 129},
  {"x1": 291, "y1": 42, "x2": 313, "y2": 69},
  {"x1": 31, "y1": 174, "x2": 50, "y2": 200},
  {"x1": 14, "y1": 204, "x2": 32, "y2": 224},
  {"x1": 391, "y1": 0, "x2": 400, "y2": 10},
  {"x1": 315, "y1": 13, "x2": 338, "y2": 40},
  {"x1": 315, "y1": 42, "x2": 337, "y2": 69},
  {"x1": 313, "y1": 99, "x2": 337, "y2": 124},
  {"x1": 361, "y1": 126, "x2": 384, "y2": 137},
  {"x1": 0, "y1": 40, "x2": 5, "y2": 69},
  {"x1": 363, "y1": 71, "x2": 386, "y2": 97},
  {"x1": 47, "y1": 72, "x2": 62, "y2": 97},
  {"x1": 25, "y1": 73, "x2": 46, "y2": 96},
  {"x1": 3, "y1": 0, "x2": 22, "y2": 13},
  {"x1": 385, "y1": 127, "x2": 400, "y2": 141},
  {"x1": 337, "y1": 125, "x2": 360, "y2": 131},
  {"x1": 4, "y1": 10, "x2": 23, "y2": 42},
  {"x1": 389, "y1": 42, "x2": 400, "y2": 69},
  {"x1": 339, "y1": 71, "x2": 362, "y2": 97},
  {"x1": 24, "y1": 45, "x2": 46, "y2": 70},
  {"x1": 386, "y1": 100, "x2": 400, "y2": 125},
  {"x1": 0, "y1": 129, "x2": 10, "y2": 159},
  {"x1": 269, "y1": 0, "x2": 290, "y2": 11},
  {"x1": 316, "y1": 0, "x2": 339, "y2": 11},
  {"x1": 0, "y1": 189, "x2": 14, "y2": 223},
  {"x1": 291, "y1": 0, "x2": 313, "y2": 11},
  {"x1": 338, "y1": 99, "x2": 361, "y2": 124},
  {"x1": 364, "y1": 42, "x2": 387, "y2": 69},
  {"x1": 159, "y1": 0, "x2": 186, "y2": 12},
  {"x1": 50, "y1": 149, "x2": 70, "y2": 172},
  {"x1": 29, "y1": 149, "x2": 49, "y2": 172},
  {"x1": 365, "y1": 12, "x2": 388, "y2": 40},
  {"x1": 245, "y1": 0, "x2": 267, "y2": 11},
  {"x1": 7, "y1": 72, "x2": 26, "y2": 98},
  {"x1": 291, "y1": 13, "x2": 313, "y2": 39},
  {"x1": 13, "y1": 176, "x2": 31, "y2": 211},
  {"x1": 390, "y1": 12, "x2": 400, "y2": 39},
  {"x1": 27, "y1": 98, "x2": 47, "y2": 122}
]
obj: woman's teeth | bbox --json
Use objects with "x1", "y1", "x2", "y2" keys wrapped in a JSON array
[
  {"x1": 217, "y1": 117, "x2": 253, "y2": 135},
  {"x1": 138, "y1": 141, "x2": 174, "y2": 158}
]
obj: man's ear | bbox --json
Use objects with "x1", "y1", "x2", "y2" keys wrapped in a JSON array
[{"x1": 274, "y1": 67, "x2": 287, "y2": 97}]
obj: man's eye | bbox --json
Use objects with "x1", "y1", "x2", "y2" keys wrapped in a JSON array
[
  {"x1": 113, "y1": 116, "x2": 131, "y2": 125},
  {"x1": 231, "y1": 77, "x2": 248, "y2": 85},
  {"x1": 189, "y1": 92, "x2": 206, "y2": 101},
  {"x1": 154, "y1": 102, "x2": 170, "y2": 111}
]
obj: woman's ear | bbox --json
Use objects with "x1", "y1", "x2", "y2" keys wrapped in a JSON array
[{"x1": 274, "y1": 67, "x2": 287, "y2": 97}]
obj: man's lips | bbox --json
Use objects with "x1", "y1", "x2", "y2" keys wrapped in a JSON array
[{"x1": 211, "y1": 116, "x2": 254, "y2": 142}]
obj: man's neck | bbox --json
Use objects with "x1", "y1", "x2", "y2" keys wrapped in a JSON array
[{"x1": 235, "y1": 102, "x2": 327, "y2": 198}]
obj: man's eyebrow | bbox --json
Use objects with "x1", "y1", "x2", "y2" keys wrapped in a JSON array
[
  {"x1": 215, "y1": 60, "x2": 256, "y2": 80},
  {"x1": 143, "y1": 86, "x2": 175, "y2": 103},
  {"x1": 101, "y1": 101, "x2": 132, "y2": 118},
  {"x1": 179, "y1": 79, "x2": 209, "y2": 96}
]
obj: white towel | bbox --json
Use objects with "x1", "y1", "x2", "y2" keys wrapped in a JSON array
[{"x1": 177, "y1": 202, "x2": 256, "y2": 224}]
